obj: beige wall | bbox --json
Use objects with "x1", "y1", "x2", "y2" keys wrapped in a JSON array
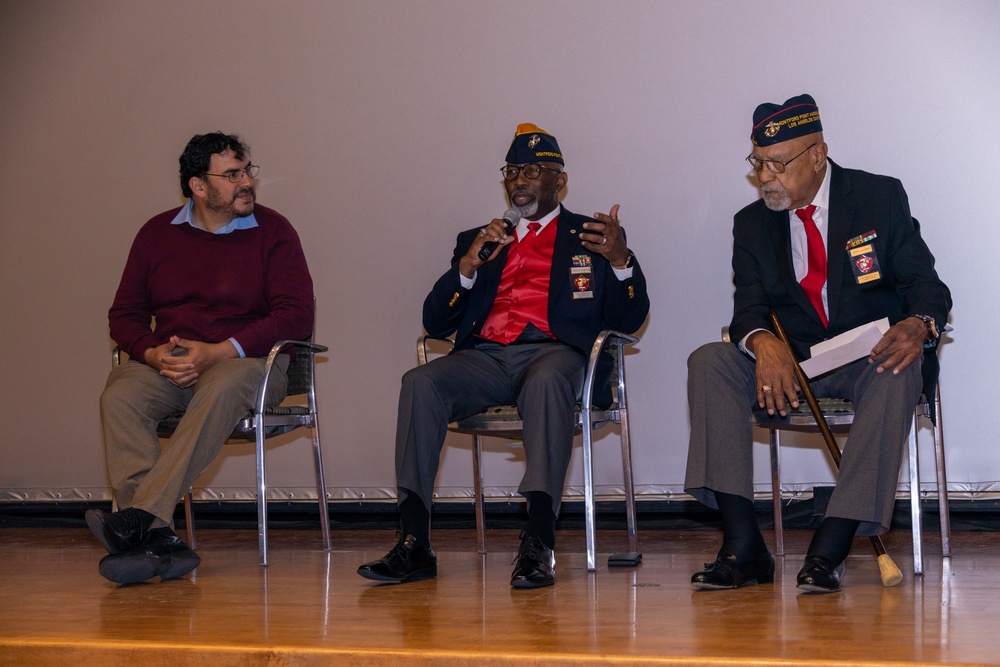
[{"x1": 1, "y1": 0, "x2": 997, "y2": 505}]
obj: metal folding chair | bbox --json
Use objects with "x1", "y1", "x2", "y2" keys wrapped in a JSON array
[
  {"x1": 112, "y1": 338, "x2": 331, "y2": 566},
  {"x1": 418, "y1": 330, "x2": 641, "y2": 571}
]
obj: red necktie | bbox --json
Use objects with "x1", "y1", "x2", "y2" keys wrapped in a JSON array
[
  {"x1": 523, "y1": 221, "x2": 541, "y2": 240},
  {"x1": 795, "y1": 205, "x2": 828, "y2": 327}
]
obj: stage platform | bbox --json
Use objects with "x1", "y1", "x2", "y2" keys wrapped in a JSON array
[{"x1": 1, "y1": 526, "x2": 996, "y2": 666}]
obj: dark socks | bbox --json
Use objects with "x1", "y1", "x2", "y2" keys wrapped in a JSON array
[
  {"x1": 807, "y1": 516, "x2": 860, "y2": 566},
  {"x1": 398, "y1": 489, "x2": 431, "y2": 548},
  {"x1": 715, "y1": 491, "x2": 769, "y2": 561},
  {"x1": 523, "y1": 491, "x2": 556, "y2": 549}
]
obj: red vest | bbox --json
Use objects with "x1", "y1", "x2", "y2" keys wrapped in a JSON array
[{"x1": 478, "y1": 219, "x2": 557, "y2": 344}]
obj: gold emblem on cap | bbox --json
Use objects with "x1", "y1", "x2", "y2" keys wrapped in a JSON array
[
  {"x1": 528, "y1": 134, "x2": 541, "y2": 149},
  {"x1": 765, "y1": 122, "x2": 780, "y2": 138}
]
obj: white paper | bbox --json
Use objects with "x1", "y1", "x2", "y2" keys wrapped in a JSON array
[{"x1": 799, "y1": 318, "x2": 890, "y2": 378}]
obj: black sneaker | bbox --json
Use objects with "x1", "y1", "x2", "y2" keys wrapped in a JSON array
[{"x1": 357, "y1": 535, "x2": 437, "y2": 583}]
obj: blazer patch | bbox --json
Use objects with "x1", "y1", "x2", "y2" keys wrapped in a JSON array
[
  {"x1": 572, "y1": 263, "x2": 594, "y2": 299},
  {"x1": 848, "y1": 244, "x2": 881, "y2": 284}
]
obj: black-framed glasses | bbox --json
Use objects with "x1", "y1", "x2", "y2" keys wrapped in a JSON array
[
  {"x1": 746, "y1": 143, "x2": 817, "y2": 174},
  {"x1": 501, "y1": 164, "x2": 562, "y2": 181},
  {"x1": 203, "y1": 164, "x2": 260, "y2": 183}
]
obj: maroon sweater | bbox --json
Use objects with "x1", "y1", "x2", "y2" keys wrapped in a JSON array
[{"x1": 109, "y1": 203, "x2": 314, "y2": 362}]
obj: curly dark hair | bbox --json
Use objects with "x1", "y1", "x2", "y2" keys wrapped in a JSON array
[{"x1": 178, "y1": 132, "x2": 250, "y2": 198}]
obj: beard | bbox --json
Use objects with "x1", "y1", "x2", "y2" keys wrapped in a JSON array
[
  {"x1": 207, "y1": 184, "x2": 256, "y2": 217},
  {"x1": 761, "y1": 184, "x2": 792, "y2": 211},
  {"x1": 508, "y1": 185, "x2": 539, "y2": 219},
  {"x1": 512, "y1": 198, "x2": 539, "y2": 219}
]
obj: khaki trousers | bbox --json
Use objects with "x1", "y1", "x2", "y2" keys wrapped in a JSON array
[{"x1": 99, "y1": 356, "x2": 289, "y2": 525}]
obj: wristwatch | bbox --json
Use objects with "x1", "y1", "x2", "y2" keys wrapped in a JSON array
[{"x1": 908, "y1": 314, "x2": 940, "y2": 346}]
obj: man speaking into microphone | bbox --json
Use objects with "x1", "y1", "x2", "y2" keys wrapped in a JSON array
[{"x1": 358, "y1": 123, "x2": 649, "y2": 588}]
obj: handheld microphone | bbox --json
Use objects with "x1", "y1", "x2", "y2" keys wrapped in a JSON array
[{"x1": 477, "y1": 208, "x2": 521, "y2": 261}]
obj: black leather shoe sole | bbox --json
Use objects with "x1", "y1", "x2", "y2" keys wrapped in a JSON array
[
  {"x1": 98, "y1": 546, "x2": 201, "y2": 584},
  {"x1": 99, "y1": 553, "x2": 162, "y2": 584},
  {"x1": 158, "y1": 550, "x2": 201, "y2": 581},
  {"x1": 797, "y1": 582, "x2": 840, "y2": 593},
  {"x1": 357, "y1": 564, "x2": 437, "y2": 583},
  {"x1": 510, "y1": 575, "x2": 554, "y2": 589},
  {"x1": 692, "y1": 576, "x2": 774, "y2": 590}
]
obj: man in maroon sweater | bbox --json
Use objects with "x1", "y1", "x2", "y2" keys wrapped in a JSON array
[{"x1": 86, "y1": 132, "x2": 314, "y2": 584}]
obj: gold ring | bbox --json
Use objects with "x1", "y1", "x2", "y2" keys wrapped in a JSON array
[{"x1": 762, "y1": 385, "x2": 772, "y2": 392}]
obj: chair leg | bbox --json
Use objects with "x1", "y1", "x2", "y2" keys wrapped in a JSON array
[
  {"x1": 933, "y1": 388, "x2": 951, "y2": 557},
  {"x1": 184, "y1": 490, "x2": 197, "y2": 549},
  {"x1": 770, "y1": 431, "x2": 784, "y2": 557},
  {"x1": 472, "y1": 435, "x2": 486, "y2": 555},
  {"x1": 608, "y1": 410, "x2": 642, "y2": 567},
  {"x1": 255, "y1": 419, "x2": 268, "y2": 567},
  {"x1": 620, "y1": 409, "x2": 639, "y2": 555},
  {"x1": 310, "y1": 422, "x2": 332, "y2": 552},
  {"x1": 909, "y1": 415, "x2": 924, "y2": 575},
  {"x1": 581, "y1": 409, "x2": 597, "y2": 572}
]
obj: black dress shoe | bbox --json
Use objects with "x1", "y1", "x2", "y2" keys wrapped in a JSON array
[
  {"x1": 98, "y1": 528, "x2": 201, "y2": 585},
  {"x1": 691, "y1": 552, "x2": 775, "y2": 590},
  {"x1": 796, "y1": 555, "x2": 845, "y2": 593},
  {"x1": 86, "y1": 507, "x2": 155, "y2": 555},
  {"x1": 510, "y1": 535, "x2": 555, "y2": 589},
  {"x1": 357, "y1": 535, "x2": 437, "y2": 583}
]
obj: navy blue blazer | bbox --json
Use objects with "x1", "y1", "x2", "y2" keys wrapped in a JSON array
[
  {"x1": 729, "y1": 160, "x2": 951, "y2": 388},
  {"x1": 423, "y1": 207, "x2": 649, "y2": 356}
]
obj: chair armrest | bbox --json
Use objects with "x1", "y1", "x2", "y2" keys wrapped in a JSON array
[
  {"x1": 581, "y1": 330, "x2": 639, "y2": 411},
  {"x1": 417, "y1": 335, "x2": 455, "y2": 366},
  {"x1": 255, "y1": 339, "x2": 327, "y2": 414}
]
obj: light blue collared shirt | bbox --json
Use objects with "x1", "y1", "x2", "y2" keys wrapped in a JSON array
[
  {"x1": 169, "y1": 200, "x2": 259, "y2": 357},
  {"x1": 169, "y1": 199, "x2": 259, "y2": 234}
]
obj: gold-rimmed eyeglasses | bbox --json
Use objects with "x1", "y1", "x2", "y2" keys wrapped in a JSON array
[{"x1": 746, "y1": 143, "x2": 817, "y2": 174}]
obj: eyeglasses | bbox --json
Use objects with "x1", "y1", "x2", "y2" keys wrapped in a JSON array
[
  {"x1": 501, "y1": 164, "x2": 562, "y2": 181},
  {"x1": 746, "y1": 143, "x2": 817, "y2": 174},
  {"x1": 202, "y1": 164, "x2": 260, "y2": 183}
]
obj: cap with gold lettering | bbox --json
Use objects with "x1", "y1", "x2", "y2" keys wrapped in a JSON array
[
  {"x1": 751, "y1": 94, "x2": 823, "y2": 146},
  {"x1": 505, "y1": 123, "x2": 564, "y2": 165}
]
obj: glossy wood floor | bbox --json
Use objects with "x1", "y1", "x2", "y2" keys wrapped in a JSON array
[{"x1": 1, "y1": 525, "x2": 997, "y2": 666}]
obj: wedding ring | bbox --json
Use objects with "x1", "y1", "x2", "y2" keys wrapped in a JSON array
[
  {"x1": 602, "y1": 236, "x2": 607, "y2": 245},
  {"x1": 479, "y1": 229, "x2": 486, "y2": 237},
  {"x1": 762, "y1": 385, "x2": 772, "y2": 392}
]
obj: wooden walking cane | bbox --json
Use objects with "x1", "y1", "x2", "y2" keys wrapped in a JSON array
[{"x1": 769, "y1": 309, "x2": 903, "y2": 587}]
